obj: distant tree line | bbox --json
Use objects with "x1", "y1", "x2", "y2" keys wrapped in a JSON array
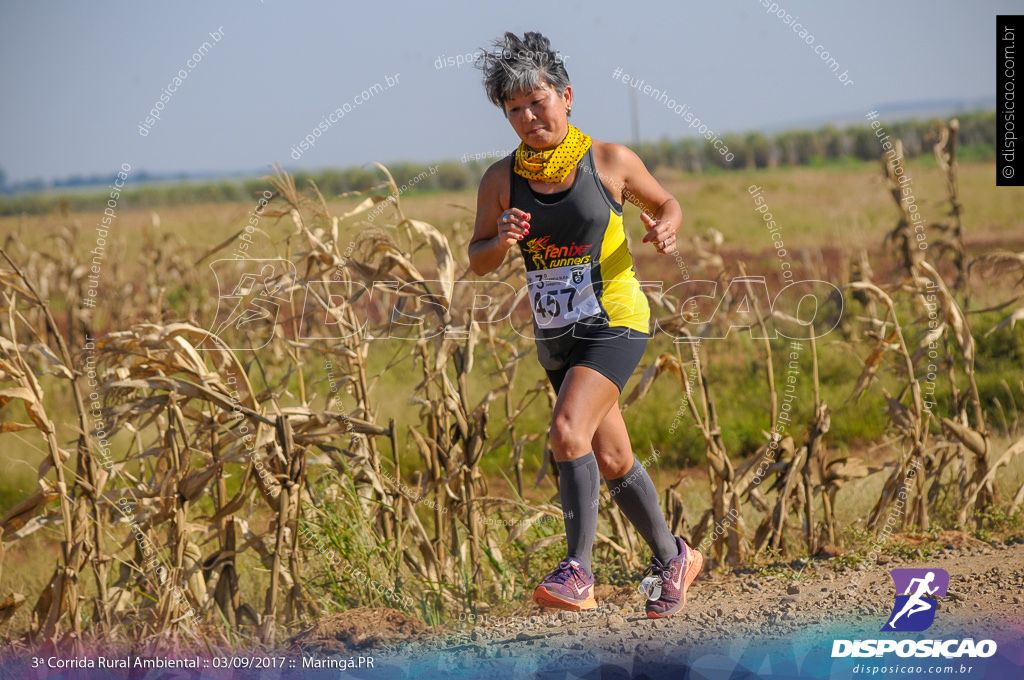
[
  {"x1": 632, "y1": 110, "x2": 995, "y2": 172},
  {"x1": 0, "y1": 111, "x2": 995, "y2": 216}
]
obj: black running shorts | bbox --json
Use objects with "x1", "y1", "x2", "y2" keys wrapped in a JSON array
[{"x1": 536, "y1": 324, "x2": 650, "y2": 395}]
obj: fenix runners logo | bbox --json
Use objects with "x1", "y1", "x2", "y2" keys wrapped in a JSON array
[{"x1": 882, "y1": 568, "x2": 949, "y2": 632}]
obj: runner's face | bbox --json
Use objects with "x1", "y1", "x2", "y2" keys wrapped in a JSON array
[{"x1": 503, "y1": 82, "x2": 572, "y2": 151}]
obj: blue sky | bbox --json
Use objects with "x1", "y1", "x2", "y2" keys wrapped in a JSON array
[{"x1": 0, "y1": 0, "x2": 1009, "y2": 183}]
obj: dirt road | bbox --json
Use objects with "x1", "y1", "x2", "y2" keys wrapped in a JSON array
[{"x1": 293, "y1": 534, "x2": 1024, "y2": 678}]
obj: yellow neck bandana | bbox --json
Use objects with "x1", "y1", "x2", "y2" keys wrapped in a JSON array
[{"x1": 514, "y1": 125, "x2": 592, "y2": 183}]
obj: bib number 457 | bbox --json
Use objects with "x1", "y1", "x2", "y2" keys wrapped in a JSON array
[{"x1": 533, "y1": 288, "x2": 576, "y2": 321}]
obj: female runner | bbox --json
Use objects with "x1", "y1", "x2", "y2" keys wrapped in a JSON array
[{"x1": 468, "y1": 31, "x2": 702, "y2": 618}]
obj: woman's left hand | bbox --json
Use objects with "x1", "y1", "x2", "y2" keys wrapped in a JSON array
[{"x1": 640, "y1": 212, "x2": 678, "y2": 254}]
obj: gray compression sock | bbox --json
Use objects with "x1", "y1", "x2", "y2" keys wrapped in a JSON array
[
  {"x1": 556, "y1": 452, "x2": 600, "y2": 576},
  {"x1": 607, "y1": 457, "x2": 679, "y2": 563}
]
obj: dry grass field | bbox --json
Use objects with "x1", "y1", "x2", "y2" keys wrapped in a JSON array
[{"x1": 0, "y1": 133, "x2": 1022, "y2": 655}]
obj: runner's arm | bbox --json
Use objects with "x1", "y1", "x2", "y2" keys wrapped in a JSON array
[
  {"x1": 601, "y1": 143, "x2": 683, "y2": 251},
  {"x1": 469, "y1": 161, "x2": 526, "y2": 275}
]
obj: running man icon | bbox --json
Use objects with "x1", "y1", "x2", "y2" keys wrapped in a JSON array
[
  {"x1": 881, "y1": 568, "x2": 950, "y2": 632},
  {"x1": 214, "y1": 264, "x2": 287, "y2": 337},
  {"x1": 198, "y1": 259, "x2": 296, "y2": 351},
  {"x1": 887, "y1": 572, "x2": 938, "y2": 627}
]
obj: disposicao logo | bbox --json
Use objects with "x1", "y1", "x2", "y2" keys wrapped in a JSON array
[
  {"x1": 831, "y1": 567, "x2": 998, "y2": 659},
  {"x1": 882, "y1": 568, "x2": 949, "y2": 632}
]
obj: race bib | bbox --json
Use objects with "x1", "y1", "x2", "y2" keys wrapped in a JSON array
[{"x1": 526, "y1": 264, "x2": 601, "y2": 329}]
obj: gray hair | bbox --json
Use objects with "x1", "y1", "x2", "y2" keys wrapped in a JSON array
[{"x1": 478, "y1": 32, "x2": 571, "y2": 114}]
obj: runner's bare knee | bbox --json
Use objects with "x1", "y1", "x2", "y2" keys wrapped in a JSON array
[
  {"x1": 550, "y1": 413, "x2": 593, "y2": 459},
  {"x1": 593, "y1": 447, "x2": 632, "y2": 479}
]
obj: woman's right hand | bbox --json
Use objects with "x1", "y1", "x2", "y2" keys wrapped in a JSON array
[
  {"x1": 469, "y1": 160, "x2": 529, "y2": 276},
  {"x1": 496, "y1": 208, "x2": 531, "y2": 247}
]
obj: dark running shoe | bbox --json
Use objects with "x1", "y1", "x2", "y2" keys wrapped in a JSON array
[
  {"x1": 532, "y1": 558, "x2": 597, "y2": 611},
  {"x1": 643, "y1": 536, "x2": 702, "y2": 618}
]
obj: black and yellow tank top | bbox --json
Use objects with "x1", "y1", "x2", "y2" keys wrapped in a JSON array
[{"x1": 510, "y1": 146, "x2": 650, "y2": 339}]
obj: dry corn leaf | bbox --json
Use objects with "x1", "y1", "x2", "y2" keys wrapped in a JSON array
[
  {"x1": 986, "y1": 307, "x2": 1024, "y2": 336},
  {"x1": 28, "y1": 343, "x2": 73, "y2": 380},
  {"x1": 919, "y1": 263, "x2": 973, "y2": 361},
  {"x1": 969, "y1": 250, "x2": 1024, "y2": 286},
  {"x1": 194, "y1": 229, "x2": 245, "y2": 267},
  {"x1": 0, "y1": 387, "x2": 51, "y2": 434},
  {"x1": 0, "y1": 490, "x2": 60, "y2": 535},
  {"x1": 882, "y1": 388, "x2": 920, "y2": 440},
  {"x1": 912, "y1": 322, "x2": 946, "y2": 364},
  {"x1": 846, "y1": 328, "x2": 898, "y2": 404},
  {"x1": 0, "y1": 594, "x2": 26, "y2": 625},
  {"x1": 621, "y1": 353, "x2": 684, "y2": 411},
  {"x1": 523, "y1": 534, "x2": 566, "y2": 561},
  {"x1": 824, "y1": 457, "x2": 874, "y2": 483},
  {"x1": 337, "y1": 196, "x2": 376, "y2": 220},
  {"x1": 940, "y1": 417, "x2": 987, "y2": 457},
  {"x1": 11, "y1": 512, "x2": 62, "y2": 540},
  {"x1": 178, "y1": 462, "x2": 224, "y2": 502},
  {"x1": 36, "y1": 446, "x2": 72, "y2": 478},
  {"x1": 968, "y1": 434, "x2": 1024, "y2": 505},
  {"x1": 402, "y1": 219, "x2": 455, "y2": 302}
]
